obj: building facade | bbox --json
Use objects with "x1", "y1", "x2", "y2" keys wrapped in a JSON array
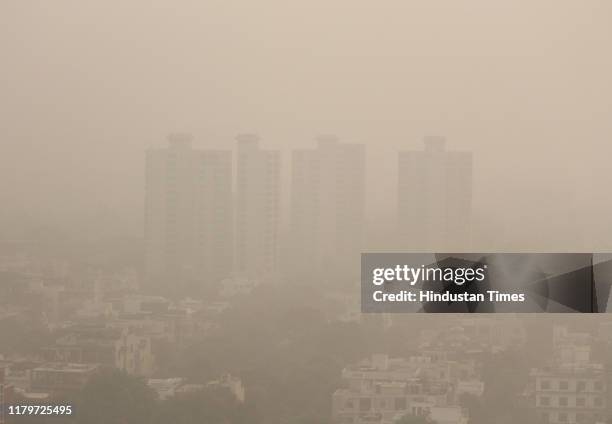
[
  {"x1": 290, "y1": 136, "x2": 365, "y2": 279},
  {"x1": 398, "y1": 137, "x2": 472, "y2": 252},
  {"x1": 144, "y1": 133, "x2": 233, "y2": 283},
  {"x1": 332, "y1": 353, "x2": 476, "y2": 424},
  {"x1": 42, "y1": 326, "x2": 154, "y2": 376},
  {"x1": 30, "y1": 363, "x2": 100, "y2": 395},
  {"x1": 235, "y1": 135, "x2": 280, "y2": 278},
  {"x1": 532, "y1": 366, "x2": 608, "y2": 424}
]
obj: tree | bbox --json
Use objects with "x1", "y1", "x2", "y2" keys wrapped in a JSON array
[{"x1": 72, "y1": 369, "x2": 157, "y2": 424}]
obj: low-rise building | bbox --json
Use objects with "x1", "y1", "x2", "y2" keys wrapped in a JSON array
[
  {"x1": 428, "y1": 406, "x2": 469, "y2": 424},
  {"x1": 531, "y1": 364, "x2": 608, "y2": 424},
  {"x1": 0, "y1": 365, "x2": 11, "y2": 424},
  {"x1": 30, "y1": 363, "x2": 100, "y2": 395},
  {"x1": 42, "y1": 325, "x2": 154, "y2": 376},
  {"x1": 332, "y1": 354, "x2": 480, "y2": 424},
  {"x1": 207, "y1": 374, "x2": 245, "y2": 403},
  {"x1": 147, "y1": 378, "x2": 184, "y2": 400}
]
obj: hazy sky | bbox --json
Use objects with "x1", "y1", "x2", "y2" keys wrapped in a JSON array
[{"x1": 2, "y1": 1, "x2": 612, "y2": 249}]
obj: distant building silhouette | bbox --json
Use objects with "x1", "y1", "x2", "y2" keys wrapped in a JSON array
[
  {"x1": 398, "y1": 137, "x2": 472, "y2": 251},
  {"x1": 290, "y1": 136, "x2": 365, "y2": 279},
  {"x1": 235, "y1": 135, "x2": 280, "y2": 278},
  {"x1": 144, "y1": 134, "x2": 233, "y2": 282}
]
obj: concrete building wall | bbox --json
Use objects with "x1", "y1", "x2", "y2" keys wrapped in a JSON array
[
  {"x1": 290, "y1": 136, "x2": 365, "y2": 279},
  {"x1": 235, "y1": 135, "x2": 280, "y2": 278},
  {"x1": 144, "y1": 134, "x2": 233, "y2": 283},
  {"x1": 398, "y1": 136, "x2": 472, "y2": 252}
]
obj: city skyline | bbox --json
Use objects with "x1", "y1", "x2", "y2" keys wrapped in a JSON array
[
  {"x1": 2, "y1": 1, "x2": 612, "y2": 423},
  {"x1": 143, "y1": 132, "x2": 473, "y2": 281}
]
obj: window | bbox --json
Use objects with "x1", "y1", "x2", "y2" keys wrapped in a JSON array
[
  {"x1": 559, "y1": 381, "x2": 569, "y2": 390},
  {"x1": 594, "y1": 381, "x2": 604, "y2": 391},
  {"x1": 594, "y1": 397, "x2": 603, "y2": 407},
  {"x1": 558, "y1": 412, "x2": 568, "y2": 422},
  {"x1": 577, "y1": 381, "x2": 586, "y2": 392},
  {"x1": 395, "y1": 398, "x2": 407, "y2": 410},
  {"x1": 359, "y1": 398, "x2": 371, "y2": 411},
  {"x1": 559, "y1": 397, "x2": 568, "y2": 407},
  {"x1": 576, "y1": 397, "x2": 585, "y2": 407},
  {"x1": 540, "y1": 380, "x2": 551, "y2": 390},
  {"x1": 539, "y1": 396, "x2": 550, "y2": 406}
]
